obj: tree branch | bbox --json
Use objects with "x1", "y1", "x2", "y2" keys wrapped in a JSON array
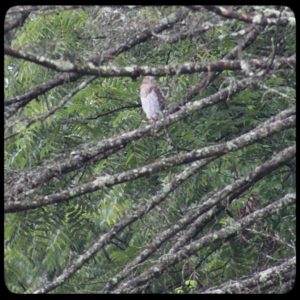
[
  {"x1": 29, "y1": 144, "x2": 295, "y2": 294},
  {"x1": 5, "y1": 76, "x2": 258, "y2": 198},
  {"x1": 90, "y1": 7, "x2": 190, "y2": 65},
  {"x1": 191, "y1": 6, "x2": 295, "y2": 26},
  {"x1": 167, "y1": 23, "x2": 266, "y2": 114},
  {"x1": 4, "y1": 46, "x2": 296, "y2": 77},
  {"x1": 103, "y1": 145, "x2": 295, "y2": 292},
  {"x1": 30, "y1": 156, "x2": 214, "y2": 294},
  {"x1": 5, "y1": 76, "x2": 97, "y2": 140},
  {"x1": 114, "y1": 193, "x2": 295, "y2": 293},
  {"x1": 5, "y1": 112, "x2": 295, "y2": 212},
  {"x1": 201, "y1": 256, "x2": 295, "y2": 293},
  {"x1": 4, "y1": 6, "x2": 39, "y2": 33},
  {"x1": 86, "y1": 104, "x2": 140, "y2": 120},
  {"x1": 5, "y1": 8, "x2": 188, "y2": 115},
  {"x1": 5, "y1": 72, "x2": 81, "y2": 107}
]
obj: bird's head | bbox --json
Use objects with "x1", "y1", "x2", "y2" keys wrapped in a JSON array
[{"x1": 142, "y1": 76, "x2": 156, "y2": 85}]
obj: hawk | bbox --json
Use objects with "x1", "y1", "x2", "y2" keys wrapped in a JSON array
[
  {"x1": 140, "y1": 76, "x2": 178, "y2": 151},
  {"x1": 140, "y1": 76, "x2": 165, "y2": 122}
]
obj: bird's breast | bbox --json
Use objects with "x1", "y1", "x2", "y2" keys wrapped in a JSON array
[{"x1": 140, "y1": 90, "x2": 163, "y2": 121}]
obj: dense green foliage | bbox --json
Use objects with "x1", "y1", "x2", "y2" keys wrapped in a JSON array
[{"x1": 5, "y1": 6, "x2": 295, "y2": 293}]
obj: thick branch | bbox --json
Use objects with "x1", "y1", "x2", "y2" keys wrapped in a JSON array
[
  {"x1": 201, "y1": 256, "x2": 295, "y2": 293},
  {"x1": 5, "y1": 76, "x2": 258, "y2": 198},
  {"x1": 5, "y1": 72, "x2": 81, "y2": 107},
  {"x1": 104, "y1": 145, "x2": 295, "y2": 292},
  {"x1": 5, "y1": 76, "x2": 97, "y2": 139},
  {"x1": 91, "y1": 7, "x2": 189, "y2": 65},
  {"x1": 4, "y1": 46, "x2": 295, "y2": 76},
  {"x1": 192, "y1": 6, "x2": 295, "y2": 26},
  {"x1": 31, "y1": 145, "x2": 295, "y2": 294},
  {"x1": 5, "y1": 113, "x2": 295, "y2": 212},
  {"x1": 114, "y1": 193, "x2": 295, "y2": 293},
  {"x1": 5, "y1": 8, "x2": 187, "y2": 114},
  {"x1": 30, "y1": 156, "x2": 214, "y2": 294},
  {"x1": 4, "y1": 6, "x2": 39, "y2": 33}
]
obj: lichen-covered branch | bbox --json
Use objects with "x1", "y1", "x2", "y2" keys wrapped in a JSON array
[
  {"x1": 30, "y1": 144, "x2": 295, "y2": 294},
  {"x1": 103, "y1": 145, "x2": 295, "y2": 292},
  {"x1": 168, "y1": 23, "x2": 265, "y2": 114},
  {"x1": 26, "y1": 140, "x2": 295, "y2": 294},
  {"x1": 201, "y1": 256, "x2": 295, "y2": 293},
  {"x1": 4, "y1": 6, "x2": 39, "y2": 34},
  {"x1": 114, "y1": 193, "x2": 295, "y2": 293},
  {"x1": 43, "y1": 21, "x2": 262, "y2": 132},
  {"x1": 5, "y1": 113, "x2": 295, "y2": 212},
  {"x1": 5, "y1": 76, "x2": 257, "y2": 199},
  {"x1": 5, "y1": 76, "x2": 97, "y2": 139},
  {"x1": 5, "y1": 9, "x2": 188, "y2": 116},
  {"x1": 30, "y1": 156, "x2": 214, "y2": 294},
  {"x1": 90, "y1": 7, "x2": 190, "y2": 65},
  {"x1": 4, "y1": 46, "x2": 296, "y2": 77},
  {"x1": 4, "y1": 5, "x2": 295, "y2": 294},
  {"x1": 191, "y1": 6, "x2": 295, "y2": 26},
  {"x1": 151, "y1": 20, "x2": 227, "y2": 43},
  {"x1": 5, "y1": 72, "x2": 81, "y2": 111}
]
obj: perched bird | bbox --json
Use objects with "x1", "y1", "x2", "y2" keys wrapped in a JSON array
[
  {"x1": 140, "y1": 76, "x2": 177, "y2": 151},
  {"x1": 140, "y1": 76, "x2": 165, "y2": 121}
]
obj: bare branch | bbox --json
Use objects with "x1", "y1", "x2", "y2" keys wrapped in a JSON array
[
  {"x1": 5, "y1": 112, "x2": 295, "y2": 212},
  {"x1": 5, "y1": 76, "x2": 257, "y2": 198},
  {"x1": 5, "y1": 76, "x2": 97, "y2": 140},
  {"x1": 103, "y1": 145, "x2": 295, "y2": 292},
  {"x1": 190, "y1": 6, "x2": 295, "y2": 26},
  {"x1": 86, "y1": 104, "x2": 141, "y2": 120},
  {"x1": 4, "y1": 46, "x2": 296, "y2": 76},
  {"x1": 168, "y1": 23, "x2": 266, "y2": 114},
  {"x1": 201, "y1": 256, "x2": 295, "y2": 293},
  {"x1": 5, "y1": 72, "x2": 81, "y2": 107},
  {"x1": 4, "y1": 6, "x2": 39, "y2": 33},
  {"x1": 91, "y1": 7, "x2": 190, "y2": 65},
  {"x1": 30, "y1": 156, "x2": 214, "y2": 294},
  {"x1": 114, "y1": 193, "x2": 295, "y2": 293}
]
